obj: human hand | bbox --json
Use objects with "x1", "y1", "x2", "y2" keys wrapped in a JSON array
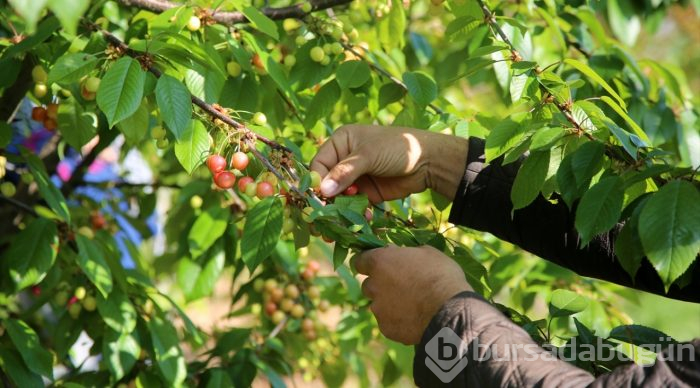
[
  {"x1": 310, "y1": 125, "x2": 468, "y2": 202},
  {"x1": 354, "y1": 245, "x2": 472, "y2": 345}
]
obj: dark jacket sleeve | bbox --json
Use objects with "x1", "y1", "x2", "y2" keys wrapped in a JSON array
[
  {"x1": 413, "y1": 292, "x2": 700, "y2": 387},
  {"x1": 448, "y1": 137, "x2": 700, "y2": 303}
]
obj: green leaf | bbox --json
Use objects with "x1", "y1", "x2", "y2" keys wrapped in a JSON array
[
  {"x1": 304, "y1": 80, "x2": 341, "y2": 128},
  {"x1": 47, "y1": 0, "x2": 89, "y2": 35},
  {"x1": 402, "y1": 71, "x2": 437, "y2": 106},
  {"x1": 241, "y1": 6, "x2": 279, "y2": 40},
  {"x1": 7, "y1": 0, "x2": 48, "y2": 33},
  {"x1": 57, "y1": 99, "x2": 97, "y2": 150},
  {"x1": 97, "y1": 57, "x2": 147, "y2": 128},
  {"x1": 189, "y1": 254, "x2": 225, "y2": 301},
  {"x1": 22, "y1": 149, "x2": 70, "y2": 222},
  {"x1": 3, "y1": 217, "x2": 58, "y2": 290},
  {"x1": 156, "y1": 74, "x2": 193, "y2": 140},
  {"x1": 47, "y1": 53, "x2": 99, "y2": 85},
  {"x1": 484, "y1": 116, "x2": 526, "y2": 162},
  {"x1": 445, "y1": 16, "x2": 481, "y2": 40},
  {"x1": 575, "y1": 176, "x2": 624, "y2": 246},
  {"x1": 564, "y1": 58, "x2": 627, "y2": 111},
  {"x1": 639, "y1": 181, "x2": 700, "y2": 289},
  {"x1": 174, "y1": 120, "x2": 209, "y2": 174},
  {"x1": 378, "y1": 0, "x2": 406, "y2": 50},
  {"x1": 104, "y1": 329, "x2": 140, "y2": 381},
  {"x1": 336, "y1": 60, "x2": 371, "y2": 89},
  {"x1": 188, "y1": 205, "x2": 230, "y2": 258},
  {"x1": 333, "y1": 245, "x2": 349, "y2": 269},
  {"x1": 608, "y1": 325, "x2": 675, "y2": 347},
  {"x1": 607, "y1": 0, "x2": 641, "y2": 47},
  {"x1": 116, "y1": 101, "x2": 149, "y2": 144},
  {"x1": 600, "y1": 96, "x2": 650, "y2": 145},
  {"x1": 571, "y1": 141, "x2": 605, "y2": 190},
  {"x1": 511, "y1": 151, "x2": 550, "y2": 210},
  {"x1": 378, "y1": 82, "x2": 406, "y2": 108},
  {"x1": 75, "y1": 234, "x2": 113, "y2": 298},
  {"x1": 0, "y1": 348, "x2": 44, "y2": 388},
  {"x1": 96, "y1": 288, "x2": 138, "y2": 333},
  {"x1": 549, "y1": 289, "x2": 589, "y2": 317},
  {"x1": 241, "y1": 197, "x2": 284, "y2": 271},
  {"x1": 5, "y1": 319, "x2": 53, "y2": 378},
  {"x1": 509, "y1": 73, "x2": 529, "y2": 103},
  {"x1": 615, "y1": 200, "x2": 646, "y2": 279},
  {"x1": 530, "y1": 127, "x2": 564, "y2": 150},
  {"x1": 148, "y1": 316, "x2": 187, "y2": 386}
]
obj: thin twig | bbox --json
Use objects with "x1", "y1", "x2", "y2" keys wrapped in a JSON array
[{"x1": 0, "y1": 194, "x2": 39, "y2": 217}]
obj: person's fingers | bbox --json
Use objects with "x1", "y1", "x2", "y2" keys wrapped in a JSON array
[
  {"x1": 321, "y1": 154, "x2": 369, "y2": 197},
  {"x1": 310, "y1": 128, "x2": 352, "y2": 179},
  {"x1": 354, "y1": 249, "x2": 378, "y2": 276},
  {"x1": 361, "y1": 277, "x2": 375, "y2": 299}
]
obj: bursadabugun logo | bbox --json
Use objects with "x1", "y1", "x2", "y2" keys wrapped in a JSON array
[{"x1": 424, "y1": 327, "x2": 469, "y2": 383}]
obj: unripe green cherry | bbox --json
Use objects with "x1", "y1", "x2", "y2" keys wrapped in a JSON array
[
  {"x1": 151, "y1": 125, "x2": 167, "y2": 139},
  {"x1": 84, "y1": 76, "x2": 101, "y2": 93},
  {"x1": 309, "y1": 171, "x2": 322, "y2": 190},
  {"x1": 320, "y1": 56, "x2": 330, "y2": 66},
  {"x1": 0, "y1": 182, "x2": 16, "y2": 197},
  {"x1": 68, "y1": 303, "x2": 82, "y2": 319},
  {"x1": 82, "y1": 296, "x2": 97, "y2": 311},
  {"x1": 34, "y1": 83, "x2": 48, "y2": 98},
  {"x1": 271, "y1": 310, "x2": 286, "y2": 324},
  {"x1": 283, "y1": 18, "x2": 300, "y2": 31},
  {"x1": 284, "y1": 54, "x2": 296, "y2": 67},
  {"x1": 331, "y1": 42, "x2": 344, "y2": 55},
  {"x1": 190, "y1": 195, "x2": 203, "y2": 209},
  {"x1": 226, "y1": 61, "x2": 242, "y2": 77},
  {"x1": 295, "y1": 36, "x2": 307, "y2": 46},
  {"x1": 323, "y1": 43, "x2": 333, "y2": 54},
  {"x1": 300, "y1": 3, "x2": 312, "y2": 13},
  {"x1": 301, "y1": 206, "x2": 314, "y2": 223},
  {"x1": 244, "y1": 182, "x2": 257, "y2": 197},
  {"x1": 310, "y1": 46, "x2": 325, "y2": 63},
  {"x1": 32, "y1": 65, "x2": 48, "y2": 83},
  {"x1": 252, "y1": 112, "x2": 267, "y2": 126},
  {"x1": 74, "y1": 286, "x2": 87, "y2": 300},
  {"x1": 187, "y1": 16, "x2": 201, "y2": 32},
  {"x1": 282, "y1": 217, "x2": 295, "y2": 234},
  {"x1": 156, "y1": 138, "x2": 169, "y2": 149},
  {"x1": 290, "y1": 304, "x2": 305, "y2": 318},
  {"x1": 253, "y1": 278, "x2": 265, "y2": 292}
]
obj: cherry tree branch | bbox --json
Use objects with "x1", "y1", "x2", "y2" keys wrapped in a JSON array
[{"x1": 117, "y1": 0, "x2": 353, "y2": 23}]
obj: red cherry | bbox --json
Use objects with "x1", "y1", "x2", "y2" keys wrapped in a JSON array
[
  {"x1": 67, "y1": 295, "x2": 78, "y2": 306},
  {"x1": 31, "y1": 285, "x2": 42, "y2": 296},
  {"x1": 31, "y1": 107, "x2": 47, "y2": 121},
  {"x1": 364, "y1": 208, "x2": 373, "y2": 221},
  {"x1": 207, "y1": 155, "x2": 227, "y2": 174},
  {"x1": 237, "y1": 176, "x2": 254, "y2": 192},
  {"x1": 265, "y1": 302, "x2": 278, "y2": 316},
  {"x1": 301, "y1": 268, "x2": 315, "y2": 281},
  {"x1": 91, "y1": 212, "x2": 106, "y2": 229},
  {"x1": 307, "y1": 260, "x2": 320, "y2": 273},
  {"x1": 214, "y1": 171, "x2": 236, "y2": 189},
  {"x1": 231, "y1": 152, "x2": 249, "y2": 170},
  {"x1": 343, "y1": 183, "x2": 359, "y2": 196},
  {"x1": 43, "y1": 118, "x2": 57, "y2": 131},
  {"x1": 256, "y1": 181, "x2": 274, "y2": 198}
]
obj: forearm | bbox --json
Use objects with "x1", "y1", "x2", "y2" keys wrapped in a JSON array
[{"x1": 448, "y1": 137, "x2": 700, "y2": 303}]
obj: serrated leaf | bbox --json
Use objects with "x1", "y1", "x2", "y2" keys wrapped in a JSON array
[
  {"x1": 241, "y1": 6, "x2": 279, "y2": 40},
  {"x1": 97, "y1": 57, "x2": 147, "y2": 128},
  {"x1": 22, "y1": 149, "x2": 70, "y2": 222},
  {"x1": 484, "y1": 116, "x2": 527, "y2": 161},
  {"x1": 47, "y1": 0, "x2": 89, "y2": 35},
  {"x1": 189, "y1": 254, "x2": 225, "y2": 302},
  {"x1": 104, "y1": 329, "x2": 140, "y2": 381},
  {"x1": 510, "y1": 73, "x2": 529, "y2": 103},
  {"x1": 96, "y1": 288, "x2": 138, "y2": 333},
  {"x1": 402, "y1": 71, "x2": 437, "y2": 107},
  {"x1": 156, "y1": 74, "x2": 193, "y2": 140},
  {"x1": 47, "y1": 53, "x2": 99, "y2": 85},
  {"x1": 117, "y1": 101, "x2": 149, "y2": 144},
  {"x1": 575, "y1": 176, "x2": 624, "y2": 246},
  {"x1": 608, "y1": 325, "x2": 675, "y2": 347},
  {"x1": 174, "y1": 120, "x2": 209, "y2": 174},
  {"x1": 5, "y1": 319, "x2": 53, "y2": 378},
  {"x1": 564, "y1": 58, "x2": 627, "y2": 110},
  {"x1": 639, "y1": 181, "x2": 700, "y2": 289},
  {"x1": 58, "y1": 99, "x2": 97, "y2": 150},
  {"x1": 549, "y1": 289, "x2": 589, "y2": 317},
  {"x1": 3, "y1": 215, "x2": 58, "y2": 291},
  {"x1": 445, "y1": 16, "x2": 481, "y2": 40},
  {"x1": 148, "y1": 316, "x2": 186, "y2": 386},
  {"x1": 188, "y1": 205, "x2": 230, "y2": 258},
  {"x1": 615, "y1": 200, "x2": 646, "y2": 279},
  {"x1": 511, "y1": 151, "x2": 550, "y2": 210},
  {"x1": 304, "y1": 80, "x2": 340, "y2": 128},
  {"x1": 571, "y1": 141, "x2": 605, "y2": 189},
  {"x1": 336, "y1": 60, "x2": 371, "y2": 89},
  {"x1": 530, "y1": 126, "x2": 564, "y2": 150},
  {"x1": 241, "y1": 197, "x2": 283, "y2": 271},
  {"x1": 75, "y1": 234, "x2": 113, "y2": 298}
]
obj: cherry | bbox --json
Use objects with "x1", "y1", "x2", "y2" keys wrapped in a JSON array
[
  {"x1": 187, "y1": 16, "x2": 201, "y2": 32},
  {"x1": 264, "y1": 279, "x2": 278, "y2": 292},
  {"x1": 310, "y1": 46, "x2": 325, "y2": 63},
  {"x1": 318, "y1": 300, "x2": 330, "y2": 312},
  {"x1": 91, "y1": 212, "x2": 106, "y2": 229},
  {"x1": 46, "y1": 103, "x2": 59, "y2": 120},
  {"x1": 301, "y1": 268, "x2": 315, "y2": 281},
  {"x1": 207, "y1": 154, "x2": 227, "y2": 174},
  {"x1": 282, "y1": 217, "x2": 295, "y2": 234},
  {"x1": 364, "y1": 208, "x2": 373, "y2": 221},
  {"x1": 300, "y1": 2, "x2": 312, "y2": 12},
  {"x1": 34, "y1": 83, "x2": 48, "y2": 98},
  {"x1": 151, "y1": 125, "x2": 167, "y2": 140},
  {"x1": 231, "y1": 151, "x2": 249, "y2": 170},
  {"x1": 237, "y1": 176, "x2": 254, "y2": 192},
  {"x1": 32, "y1": 65, "x2": 48, "y2": 83},
  {"x1": 256, "y1": 181, "x2": 274, "y2": 198},
  {"x1": 67, "y1": 295, "x2": 79, "y2": 306},
  {"x1": 31, "y1": 285, "x2": 41, "y2": 296},
  {"x1": 226, "y1": 61, "x2": 242, "y2": 77},
  {"x1": 252, "y1": 112, "x2": 267, "y2": 126},
  {"x1": 84, "y1": 76, "x2": 101, "y2": 93},
  {"x1": 74, "y1": 286, "x2": 87, "y2": 300},
  {"x1": 269, "y1": 287, "x2": 284, "y2": 303},
  {"x1": 309, "y1": 171, "x2": 322, "y2": 190},
  {"x1": 260, "y1": 172, "x2": 278, "y2": 186},
  {"x1": 290, "y1": 304, "x2": 305, "y2": 318},
  {"x1": 80, "y1": 85, "x2": 96, "y2": 101},
  {"x1": 307, "y1": 286, "x2": 320, "y2": 299},
  {"x1": 271, "y1": 310, "x2": 286, "y2": 324},
  {"x1": 280, "y1": 298, "x2": 294, "y2": 312},
  {"x1": 190, "y1": 195, "x2": 203, "y2": 209},
  {"x1": 343, "y1": 183, "x2": 359, "y2": 196},
  {"x1": 265, "y1": 302, "x2": 277, "y2": 316},
  {"x1": 43, "y1": 119, "x2": 57, "y2": 131},
  {"x1": 214, "y1": 171, "x2": 236, "y2": 189},
  {"x1": 302, "y1": 318, "x2": 314, "y2": 331},
  {"x1": 307, "y1": 260, "x2": 321, "y2": 273},
  {"x1": 284, "y1": 54, "x2": 296, "y2": 67},
  {"x1": 284, "y1": 284, "x2": 300, "y2": 299},
  {"x1": 82, "y1": 296, "x2": 97, "y2": 311},
  {"x1": 31, "y1": 107, "x2": 47, "y2": 121}
]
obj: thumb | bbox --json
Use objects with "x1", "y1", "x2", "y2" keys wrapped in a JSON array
[{"x1": 320, "y1": 154, "x2": 368, "y2": 197}]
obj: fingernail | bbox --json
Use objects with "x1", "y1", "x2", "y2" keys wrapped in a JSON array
[{"x1": 320, "y1": 179, "x2": 339, "y2": 197}]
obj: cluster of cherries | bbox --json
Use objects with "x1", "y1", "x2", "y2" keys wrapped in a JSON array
[
  {"x1": 30, "y1": 103, "x2": 59, "y2": 131},
  {"x1": 206, "y1": 152, "x2": 276, "y2": 198},
  {"x1": 255, "y1": 260, "x2": 328, "y2": 340}
]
